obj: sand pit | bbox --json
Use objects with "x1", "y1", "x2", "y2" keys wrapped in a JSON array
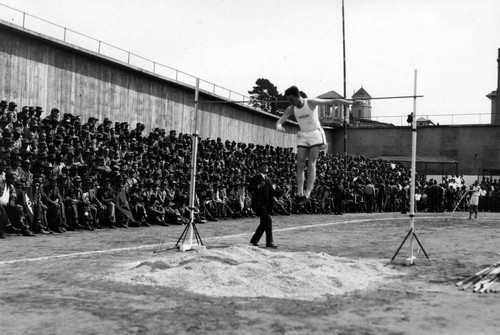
[{"x1": 107, "y1": 245, "x2": 403, "y2": 300}]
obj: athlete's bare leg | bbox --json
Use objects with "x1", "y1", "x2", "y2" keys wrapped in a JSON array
[
  {"x1": 304, "y1": 146, "x2": 321, "y2": 198},
  {"x1": 296, "y1": 147, "x2": 309, "y2": 197}
]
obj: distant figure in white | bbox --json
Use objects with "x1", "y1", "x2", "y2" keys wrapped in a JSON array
[{"x1": 468, "y1": 180, "x2": 483, "y2": 219}]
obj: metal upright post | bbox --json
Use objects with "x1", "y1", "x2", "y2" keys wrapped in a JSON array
[
  {"x1": 391, "y1": 70, "x2": 430, "y2": 265},
  {"x1": 407, "y1": 69, "x2": 418, "y2": 266},
  {"x1": 160, "y1": 78, "x2": 206, "y2": 253}
]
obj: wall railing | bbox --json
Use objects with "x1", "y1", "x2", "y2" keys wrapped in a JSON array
[{"x1": 0, "y1": 3, "x2": 251, "y2": 103}]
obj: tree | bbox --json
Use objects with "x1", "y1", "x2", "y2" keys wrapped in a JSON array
[{"x1": 248, "y1": 78, "x2": 287, "y2": 114}]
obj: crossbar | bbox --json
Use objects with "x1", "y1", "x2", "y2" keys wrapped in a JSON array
[{"x1": 196, "y1": 95, "x2": 424, "y2": 104}]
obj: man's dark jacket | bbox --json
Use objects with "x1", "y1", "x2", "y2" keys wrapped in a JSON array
[{"x1": 248, "y1": 174, "x2": 275, "y2": 212}]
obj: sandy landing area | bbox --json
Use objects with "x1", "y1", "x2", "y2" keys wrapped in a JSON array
[
  {"x1": 0, "y1": 212, "x2": 499, "y2": 335},
  {"x1": 107, "y1": 245, "x2": 403, "y2": 300}
]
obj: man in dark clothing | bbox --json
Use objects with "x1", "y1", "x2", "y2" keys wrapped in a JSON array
[
  {"x1": 332, "y1": 178, "x2": 345, "y2": 215},
  {"x1": 248, "y1": 161, "x2": 278, "y2": 248}
]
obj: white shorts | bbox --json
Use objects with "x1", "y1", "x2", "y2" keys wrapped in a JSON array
[{"x1": 297, "y1": 128, "x2": 327, "y2": 151}]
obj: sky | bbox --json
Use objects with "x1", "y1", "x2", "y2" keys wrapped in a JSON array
[{"x1": 1, "y1": 0, "x2": 499, "y2": 125}]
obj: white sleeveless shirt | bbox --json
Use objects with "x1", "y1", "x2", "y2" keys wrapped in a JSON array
[{"x1": 294, "y1": 99, "x2": 322, "y2": 132}]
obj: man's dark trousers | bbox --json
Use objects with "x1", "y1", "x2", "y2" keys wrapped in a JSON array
[{"x1": 250, "y1": 205, "x2": 273, "y2": 245}]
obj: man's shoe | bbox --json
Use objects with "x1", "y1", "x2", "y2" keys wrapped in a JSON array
[
  {"x1": 250, "y1": 242, "x2": 259, "y2": 247},
  {"x1": 5, "y1": 225, "x2": 21, "y2": 234},
  {"x1": 266, "y1": 244, "x2": 278, "y2": 249},
  {"x1": 22, "y1": 230, "x2": 36, "y2": 237},
  {"x1": 0, "y1": 232, "x2": 6, "y2": 239}
]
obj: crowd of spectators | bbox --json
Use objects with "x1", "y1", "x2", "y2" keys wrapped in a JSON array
[{"x1": 1, "y1": 100, "x2": 499, "y2": 239}]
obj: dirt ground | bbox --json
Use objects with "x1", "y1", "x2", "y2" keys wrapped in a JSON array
[{"x1": 0, "y1": 211, "x2": 499, "y2": 335}]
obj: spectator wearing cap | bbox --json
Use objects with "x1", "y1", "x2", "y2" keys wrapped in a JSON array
[
  {"x1": 113, "y1": 175, "x2": 136, "y2": 228},
  {"x1": 145, "y1": 193, "x2": 169, "y2": 226},
  {"x1": 3, "y1": 169, "x2": 35, "y2": 236},
  {"x1": 64, "y1": 175, "x2": 89, "y2": 231},
  {"x1": 129, "y1": 192, "x2": 150, "y2": 227},
  {"x1": 85, "y1": 177, "x2": 105, "y2": 229},
  {"x1": 29, "y1": 176, "x2": 52, "y2": 234},
  {"x1": 34, "y1": 106, "x2": 44, "y2": 119},
  {"x1": 96, "y1": 178, "x2": 118, "y2": 229},
  {"x1": 20, "y1": 159, "x2": 34, "y2": 190},
  {"x1": 12, "y1": 123, "x2": 23, "y2": 149},
  {"x1": 46, "y1": 108, "x2": 60, "y2": 122},
  {"x1": 7, "y1": 102, "x2": 17, "y2": 113},
  {"x1": 43, "y1": 176, "x2": 66, "y2": 233},
  {"x1": 11, "y1": 154, "x2": 31, "y2": 190}
]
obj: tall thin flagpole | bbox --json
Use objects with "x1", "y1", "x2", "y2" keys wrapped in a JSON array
[{"x1": 342, "y1": 0, "x2": 347, "y2": 178}]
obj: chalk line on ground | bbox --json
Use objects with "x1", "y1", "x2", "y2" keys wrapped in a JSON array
[{"x1": 0, "y1": 216, "x2": 437, "y2": 265}]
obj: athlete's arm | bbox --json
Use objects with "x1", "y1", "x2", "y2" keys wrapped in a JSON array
[{"x1": 276, "y1": 106, "x2": 294, "y2": 132}]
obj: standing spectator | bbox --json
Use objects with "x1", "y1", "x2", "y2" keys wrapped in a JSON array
[
  {"x1": 400, "y1": 182, "x2": 410, "y2": 214},
  {"x1": 333, "y1": 178, "x2": 345, "y2": 215},
  {"x1": 364, "y1": 179, "x2": 375, "y2": 213},
  {"x1": 468, "y1": 180, "x2": 482, "y2": 220}
]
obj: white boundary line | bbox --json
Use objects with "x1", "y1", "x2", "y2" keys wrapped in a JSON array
[{"x1": 0, "y1": 216, "x2": 437, "y2": 265}]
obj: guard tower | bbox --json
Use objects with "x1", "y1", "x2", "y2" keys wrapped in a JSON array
[
  {"x1": 486, "y1": 48, "x2": 500, "y2": 125},
  {"x1": 351, "y1": 87, "x2": 372, "y2": 119}
]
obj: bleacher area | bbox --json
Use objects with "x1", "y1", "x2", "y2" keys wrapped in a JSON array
[{"x1": 1, "y1": 99, "x2": 499, "y2": 239}]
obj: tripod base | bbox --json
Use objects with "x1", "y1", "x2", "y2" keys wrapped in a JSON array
[
  {"x1": 179, "y1": 244, "x2": 206, "y2": 252},
  {"x1": 391, "y1": 228, "x2": 430, "y2": 266},
  {"x1": 175, "y1": 219, "x2": 205, "y2": 253},
  {"x1": 406, "y1": 256, "x2": 416, "y2": 266}
]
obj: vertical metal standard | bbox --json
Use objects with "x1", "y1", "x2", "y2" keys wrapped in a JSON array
[
  {"x1": 176, "y1": 78, "x2": 205, "y2": 252},
  {"x1": 391, "y1": 70, "x2": 429, "y2": 265},
  {"x1": 407, "y1": 69, "x2": 418, "y2": 266},
  {"x1": 188, "y1": 79, "x2": 200, "y2": 246},
  {"x1": 342, "y1": 0, "x2": 348, "y2": 178}
]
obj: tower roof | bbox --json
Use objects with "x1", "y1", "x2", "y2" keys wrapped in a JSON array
[
  {"x1": 486, "y1": 91, "x2": 497, "y2": 100},
  {"x1": 352, "y1": 87, "x2": 372, "y2": 99},
  {"x1": 316, "y1": 90, "x2": 344, "y2": 99}
]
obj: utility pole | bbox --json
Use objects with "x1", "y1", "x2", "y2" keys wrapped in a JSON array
[{"x1": 342, "y1": 0, "x2": 347, "y2": 178}]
